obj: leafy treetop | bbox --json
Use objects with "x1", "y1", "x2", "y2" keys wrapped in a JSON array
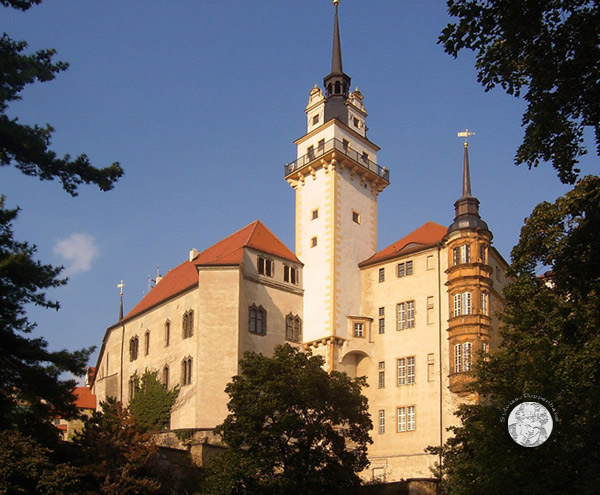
[
  {"x1": 440, "y1": 0, "x2": 600, "y2": 184},
  {"x1": 1, "y1": 0, "x2": 123, "y2": 195},
  {"x1": 206, "y1": 344, "x2": 373, "y2": 495}
]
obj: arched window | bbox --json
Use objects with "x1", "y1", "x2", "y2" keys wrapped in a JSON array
[
  {"x1": 285, "y1": 314, "x2": 302, "y2": 343},
  {"x1": 128, "y1": 376, "x2": 136, "y2": 400},
  {"x1": 182, "y1": 310, "x2": 194, "y2": 339},
  {"x1": 164, "y1": 320, "x2": 171, "y2": 346},
  {"x1": 181, "y1": 357, "x2": 193, "y2": 385},
  {"x1": 129, "y1": 336, "x2": 139, "y2": 361},
  {"x1": 163, "y1": 366, "x2": 169, "y2": 389},
  {"x1": 249, "y1": 304, "x2": 267, "y2": 335}
]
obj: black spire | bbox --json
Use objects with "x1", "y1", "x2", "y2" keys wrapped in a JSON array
[
  {"x1": 323, "y1": 0, "x2": 351, "y2": 124},
  {"x1": 448, "y1": 137, "x2": 489, "y2": 234}
]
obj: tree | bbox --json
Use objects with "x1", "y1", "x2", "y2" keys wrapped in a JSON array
[
  {"x1": 73, "y1": 397, "x2": 160, "y2": 495},
  {"x1": 0, "y1": 429, "x2": 81, "y2": 495},
  {"x1": 129, "y1": 369, "x2": 179, "y2": 433},
  {"x1": 440, "y1": 0, "x2": 600, "y2": 184},
  {"x1": 204, "y1": 344, "x2": 372, "y2": 495},
  {"x1": 0, "y1": 199, "x2": 92, "y2": 439},
  {"x1": 430, "y1": 175, "x2": 600, "y2": 494},
  {"x1": 1, "y1": 1, "x2": 123, "y2": 195},
  {"x1": 0, "y1": 0, "x2": 123, "y2": 439}
]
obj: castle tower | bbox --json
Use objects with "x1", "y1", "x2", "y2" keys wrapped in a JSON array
[
  {"x1": 445, "y1": 134, "x2": 494, "y2": 394},
  {"x1": 284, "y1": 1, "x2": 390, "y2": 346}
]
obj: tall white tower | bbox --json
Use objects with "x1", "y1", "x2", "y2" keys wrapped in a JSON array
[{"x1": 284, "y1": 1, "x2": 390, "y2": 345}]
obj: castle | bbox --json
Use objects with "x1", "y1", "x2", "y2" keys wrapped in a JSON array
[{"x1": 91, "y1": 1, "x2": 509, "y2": 483}]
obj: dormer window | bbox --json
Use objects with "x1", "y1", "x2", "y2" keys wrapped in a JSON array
[
  {"x1": 258, "y1": 257, "x2": 274, "y2": 277},
  {"x1": 312, "y1": 115, "x2": 319, "y2": 125},
  {"x1": 354, "y1": 117, "x2": 360, "y2": 128}
]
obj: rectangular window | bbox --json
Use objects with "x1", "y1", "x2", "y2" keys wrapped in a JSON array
[
  {"x1": 397, "y1": 261, "x2": 413, "y2": 277},
  {"x1": 407, "y1": 356, "x2": 415, "y2": 384},
  {"x1": 397, "y1": 356, "x2": 415, "y2": 385},
  {"x1": 378, "y1": 361, "x2": 385, "y2": 389},
  {"x1": 407, "y1": 406, "x2": 416, "y2": 431},
  {"x1": 307, "y1": 145, "x2": 315, "y2": 159},
  {"x1": 284, "y1": 266, "x2": 298, "y2": 284},
  {"x1": 427, "y1": 296, "x2": 434, "y2": 324},
  {"x1": 462, "y1": 291, "x2": 472, "y2": 315},
  {"x1": 354, "y1": 322, "x2": 364, "y2": 338},
  {"x1": 406, "y1": 301, "x2": 415, "y2": 328},
  {"x1": 396, "y1": 406, "x2": 416, "y2": 431},
  {"x1": 258, "y1": 257, "x2": 273, "y2": 276},
  {"x1": 453, "y1": 247, "x2": 460, "y2": 266},
  {"x1": 454, "y1": 293, "x2": 461, "y2": 317},
  {"x1": 464, "y1": 342, "x2": 472, "y2": 371},
  {"x1": 164, "y1": 321, "x2": 170, "y2": 347},
  {"x1": 378, "y1": 410, "x2": 385, "y2": 434},
  {"x1": 378, "y1": 307, "x2": 385, "y2": 334},
  {"x1": 397, "y1": 358, "x2": 406, "y2": 386},
  {"x1": 378, "y1": 267, "x2": 385, "y2": 282},
  {"x1": 427, "y1": 353, "x2": 435, "y2": 382},
  {"x1": 397, "y1": 301, "x2": 414, "y2": 329},
  {"x1": 397, "y1": 303, "x2": 405, "y2": 330},
  {"x1": 482, "y1": 342, "x2": 489, "y2": 356},
  {"x1": 480, "y1": 244, "x2": 487, "y2": 263},
  {"x1": 312, "y1": 209, "x2": 319, "y2": 220},
  {"x1": 352, "y1": 211, "x2": 361, "y2": 224},
  {"x1": 318, "y1": 139, "x2": 325, "y2": 153},
  {"x1": 481, "y1": 291, "x2": 489, "y2": 315},
  {"x1": 311, "y1": 237, "x2": 318, "y2": 248},
  {"x1": 454, "y1": 343, "x2": 462, "y2": 373},
  {"x1": 461, "y1": 244, "x2": 471, "y2": 263},
  {"x1": 426, "y1": 255, "x2": 434, "y2": 270},
  {"x1": 342, "y1": 139, "x2": 349, "y2": 152},
  {"x1": 361, "y1": 151, "x2": 369, "y2": 162},
  {"x1": 312, "y1": 114, "x2": 319, "y2": 125}
]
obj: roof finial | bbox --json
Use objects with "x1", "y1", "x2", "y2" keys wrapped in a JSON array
[
  {"x1": 117, "y1": 280, "x2": 125, "y2": 321},
  {"x1": 457, "y1": 129, "x2": 475, "y2": 198}
]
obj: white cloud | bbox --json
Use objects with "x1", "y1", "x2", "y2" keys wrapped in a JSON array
[{"x1": 53, "y1": 233, "x2": 100, "y2": 276}]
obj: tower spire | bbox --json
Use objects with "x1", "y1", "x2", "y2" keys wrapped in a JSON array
[
  {"x1": 323, "y1": 0, "x2": 351, "y2": 122},
  {"x1": 458, "y1": 129, "x2": 475, "y2": 198},
  {"x1": 448, "y1": 131, "x2": 489, "y2": 234},
  {"x1": 331, "y1": 0, "x2": 343, "y2": 75}
]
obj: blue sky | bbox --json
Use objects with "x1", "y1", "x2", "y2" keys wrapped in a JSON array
[{"x1": 4, "y1": 1, "x2": 597, "y2": 371}]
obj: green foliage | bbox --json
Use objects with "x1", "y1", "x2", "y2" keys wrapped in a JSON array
[
  {"x1": 0, "y1": 429, "x2": 81, "y2": 495},
  {"x1": 431, "y1": 175, "x2": 600, "y2": 494},
  {"x1": 205, "y1": 344, "x2": 372, "y2": 495},
  {"x1": 0, "y1": 199, "x2": 93, "y2": 439},
  {"x1": 1, "y1": 3, "x2": 123, "y2": 195},
  {"x1": 129, "y1": 369, "x2": 179, "y2": 432},
  {"x1": 440, "y1": 0, "x2": 600, "y2": 184},
  {"x1": 73, "y1": 397, "x2": 161, "y2": 495}
]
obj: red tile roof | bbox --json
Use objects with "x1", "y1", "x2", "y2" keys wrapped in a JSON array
[
  {"x1": 360, "y1": 221, "x2": 447, "y2": 267},
  {"x1": 121, "y1": 220, "x2": 298, "y2": 322},
  {"x1": 74, "y1": 387, "x2": 96, "y2": 410}
]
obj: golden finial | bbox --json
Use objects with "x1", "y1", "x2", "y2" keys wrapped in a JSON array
[
  {"x1": 457, "y1": 129, "x2": 475, "y2": 147},
  {"x1": 333, "y1": 0, "x2": 339, "y2": 5}
]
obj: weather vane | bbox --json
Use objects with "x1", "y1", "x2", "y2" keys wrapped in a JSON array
[{"x1": 457, "y1": 129, "x2": 475, "y2": 147}]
